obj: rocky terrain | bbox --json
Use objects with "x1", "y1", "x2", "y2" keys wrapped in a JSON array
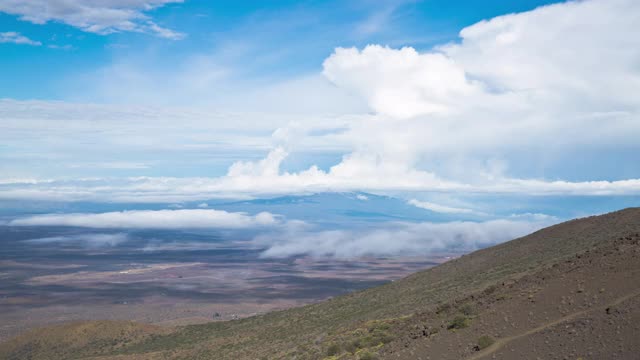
[{"x1": 1, "y1": 208, "x2": 639, "y2": 360}]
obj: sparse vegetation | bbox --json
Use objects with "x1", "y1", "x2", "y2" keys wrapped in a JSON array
[
  {"x1": 460, "y1": 304, "x2": 475, "y2": 316},
  {"x1": 326, "y1": 320, "x2": 395, "y2": 356},
  {"x1": 447, "y1": 315, "x2": 470, "y2": 330},
  {"x1": 326, "y1": 343, "x2": 341, "y2": 356},
  {"x1": 344, "y1": 338, "x2": 360, "y2": 354},
  {"x1": 477, "y1": 335, "x2": 495, "y2": 350},
  {"x1": 2, "y1": 209, "x2": 639, "y2": 360},
  {"x1": 358, "y1": 350, "x2": 378, "y2": 360}
]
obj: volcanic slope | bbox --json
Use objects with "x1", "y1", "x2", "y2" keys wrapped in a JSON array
[{"x1": 1, "y1": 208, "x2": 639, "y2": 360}]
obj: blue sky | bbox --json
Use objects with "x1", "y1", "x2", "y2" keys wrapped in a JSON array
[
  {"x1": 0, "y1": 0, "x2": 560, "y2": 101},
  {"x1": 0, "y1": 0, "x2": 639, "y2": 258}
]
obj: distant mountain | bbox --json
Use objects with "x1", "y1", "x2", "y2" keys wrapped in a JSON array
[
  {"x1": 0, "y1": 192, "x2": 480, "y2": 226},
  {"x1": 213, "y1": 192, "x2": 480, "y2": 226},
  {"x1": 3, "y1": 208, "x2": 639, "y2": 359}
]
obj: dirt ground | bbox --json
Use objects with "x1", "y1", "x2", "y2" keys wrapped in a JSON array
[{"x1": 382, "y1": 233, "x2": 640, "y2": 360}]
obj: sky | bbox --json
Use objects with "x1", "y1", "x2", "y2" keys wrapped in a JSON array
[{"x1": 0, "y1": 0, "x2": 639, "y2": 258}]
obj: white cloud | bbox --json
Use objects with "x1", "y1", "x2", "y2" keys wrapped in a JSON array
[
  {"x1": 444, "y1": 0, "x2": 640, "y2": 108},
  {"x1": 508, "y1": 212, "x2": 558, "y2": 222},
  {"x1": 256, "y1": 218, "x2": 555, "y2": 259},
  {"x1": 227, "y1": 147, "x2": 288, "y2": 178},
  {"x1": 408, "y1": 199, "x2": 475, "y2": 214},
  {"x1": 320, "y1": 0, "x2": 640, "y2": 164},
  {"x1": 0, "y1": 31, "x2": 41, "y2": 45},
  {"x1": 1, "y1": 0, "x2": 639, "y2": 203},
  {"x1": 9, "y1": 209, "x2": 281, "y2": 229},
  {"x1": 324, "y1": 0, "x2": 640, "y2": 121},
  {"x1": 25, "y1": 233, "x2": 128, "y2": 247},
  {"x1": 142, "y1": 240, "x2": 225, "y2": 252},
  {"x1": 68, "y1": 162, "x2": 150, "y2": 169},
  {"x1": 47, "y1": 44, "x2": 73, "y2": 50},
  {"x1": 323, "y1": 45, "x2": 482, "y2": 118},
  {"x1": 1, "y1": 166, "x2": 640, "y2": 203},
  {"x1": 0, "y1": 0, "x2": 184, "y2": 39}
]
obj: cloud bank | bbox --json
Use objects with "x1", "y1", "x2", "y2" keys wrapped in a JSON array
[
  {"x1": 257, "y1": 218, "x2": 555, "y2": 259},
  {"x1": 25, "y1": 233, "x2": 128, "y2": 247},
  {"x1": 1, "y1": 171, "x2": 640, "y2": 204},
  {"x1": 10, "y1": 209, "x2": 281, "y2": 229},
  {"x1": 408, "y1": 199, "x2": 475, "y2": 214}
]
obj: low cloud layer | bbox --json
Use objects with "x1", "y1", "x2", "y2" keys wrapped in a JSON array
[
  {"x1": 10, "y1": 209, "x2": 281, "y2": 229},
  {"x1": 25, "y1": 233, "x2": 128, "y2": 247},
  {"x1": 256, "y1": 218, "x2": 556, "y2": 259},
  {"x1": 1, "y1": 172, "x2": 639, "y2": 204},
  {"x1": 408, "y1": 199, "x2": 476, "y2": 214},
  {"x1": 16, "y1": 214, "x2": 557, "y2": 258}
]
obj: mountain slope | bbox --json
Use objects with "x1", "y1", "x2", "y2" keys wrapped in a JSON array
[
  {"x1": 214, "y1": 192, "x2": 476, "y2": 225},
  {"x1": 1, "y1": 208, "x2": 639, "y2": 360}
]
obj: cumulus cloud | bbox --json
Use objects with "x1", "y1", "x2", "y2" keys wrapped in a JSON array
[
  {"x1": 256, "y1": 218, "x2": 555, "y2": 259},
  {"x1": 0, "y1": 0, "x2": 639, "y2": 203},
  {"x1": 323, "y1": 45, "x2": 482, "y2": 118},
  {"x1": 319, "y1": 0, "x2": 640, "y2": 164},
  {"x1": 0, "y1": 0, "x2": 184, "y2": 39},
  {"x1": 324, "y1": 0, "x2": 640, "y2": 120},
  {"x1": 9, "y1": 209, "x2": 281, "y2": 229},
  {"x1": 0, "y1": 31, "x2": 41, "y2": 45},
  {"x1": 25, "y1": 233, "x2": 128, "y2": 247}
]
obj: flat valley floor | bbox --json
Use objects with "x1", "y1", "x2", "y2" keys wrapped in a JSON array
[{"x1": 0, "y1": 225, "x2": 448, "y2": 342}]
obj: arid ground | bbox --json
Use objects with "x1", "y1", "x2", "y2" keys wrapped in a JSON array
[
  {"x1": 1, "y1": 208, "x2": 638, "y2": 360},
  {"x1": 0, "y1": 225, "x2": 449, "y2": 342}
]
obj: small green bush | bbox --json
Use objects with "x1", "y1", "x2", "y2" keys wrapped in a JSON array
[
  {"x1": 447, "y1": 315, "x2": 469, "y2": 330},
  {"x1": 368, "y1": 321, "x2": 390, "y2": 332},
  {"x1": 358, "y1": 350, "x2": 378, "y2": 360},
  {"x1": 326, "y1": 343, "x2": 341, "y2": 356},
  {"x1": 344, "y1": 339, "x2": 360, "y2": 354},
  {"x1": 477, "y1": 335, "x2": 495, "y2": 350}
]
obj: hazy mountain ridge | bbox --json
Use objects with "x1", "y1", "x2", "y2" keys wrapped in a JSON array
[{"x1": 215, "y1": 192, "x2": 471, "y2": 225}]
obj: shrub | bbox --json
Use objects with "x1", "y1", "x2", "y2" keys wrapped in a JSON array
[
  {"x1": 447, "y1": 315, "x2": 469, "y2": 330},
  {"x1": 460, "y1": 304, "x2": 474, "y2": 316},
  {"x1": 344, "y1": 339, "x2": 360, "y2": 354},
  {"x1": 368, "y1": 321, "x2": 390, "y2": 332},
  {"x1": 477, "y1": 335, "x2": 495, "y2": 350},
  {"x1": 326, "y1": 343, "x2": 341, "y2": 356},
  {"x1": 359, "y1": 350, "x2": 378, "y2": 360}
]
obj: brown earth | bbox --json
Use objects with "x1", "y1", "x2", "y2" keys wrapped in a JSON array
[
  {"x1": 382, "y1": 230, "x2": 640, "y2": 360},
  {"x1": 0, "y1": 208, "x2": 639, "y2": 360}
]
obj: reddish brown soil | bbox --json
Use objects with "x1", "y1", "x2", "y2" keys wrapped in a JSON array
[{"x1": 382, "y1": 233, "x2": 640, "y2": 360}]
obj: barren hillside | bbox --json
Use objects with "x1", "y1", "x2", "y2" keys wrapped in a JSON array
[{"x1": 1, "y1": 208, "x2": 639, "y2": 360}]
